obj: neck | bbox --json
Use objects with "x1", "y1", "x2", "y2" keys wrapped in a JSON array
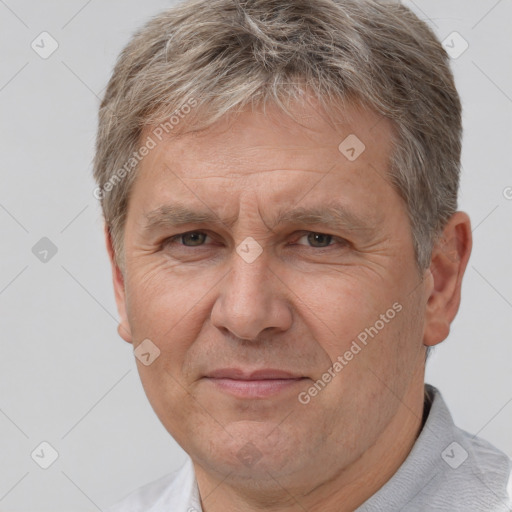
[{"x1": 194, "y1": 375, "x2": 426, "y2": 512}]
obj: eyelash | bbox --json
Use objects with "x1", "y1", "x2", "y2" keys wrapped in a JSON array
[{"x1": 163, "y1": 231, "x2": 348, "y2": 250}]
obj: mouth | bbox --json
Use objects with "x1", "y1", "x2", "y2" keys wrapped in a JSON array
[{"x1": 203, "y1": 368, "x2": 308, "y2": 399}]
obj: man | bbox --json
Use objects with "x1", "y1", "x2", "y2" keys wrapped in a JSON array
[{"x1": 93, "y1": 0, "x2": 512, "y2": 510}]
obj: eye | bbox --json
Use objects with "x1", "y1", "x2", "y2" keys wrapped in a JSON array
[
  {"x1": 162, "y1": 230, "x2": 347, "y2": 252},
  {"x1": 165, "y1": 231, "x2": 210, "y2": 247},
  {"x1": 303, "y1": 232, "x2": 332, "y2": 248},
  {"x1": 295, "y1": 232, "x2": 338, "y2": 248}
]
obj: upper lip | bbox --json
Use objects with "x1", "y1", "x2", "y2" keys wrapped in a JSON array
[{"x1": 206, "y1": 368, "x2": 304, "y2": 380}]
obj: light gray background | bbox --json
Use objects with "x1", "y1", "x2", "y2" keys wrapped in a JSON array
[{"x1": 0, "y1": 0, "x2": 510, "y2": 510}]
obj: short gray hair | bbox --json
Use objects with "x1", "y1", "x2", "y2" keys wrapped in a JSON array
[{"x1": 93, "y1": 0, "x2": 462, "y2": 271}]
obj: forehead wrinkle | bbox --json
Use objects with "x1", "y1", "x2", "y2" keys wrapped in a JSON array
[{"x1": 176, "y1": 167, "x2": 331, "y2": 180}]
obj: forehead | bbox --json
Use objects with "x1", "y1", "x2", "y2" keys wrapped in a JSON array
[
  {"x1": 129, "y1": 100, "x2": 399, "y2": 224},
  {"x1": 140, "y1": 99, "x2": 393, "y2": 175}
]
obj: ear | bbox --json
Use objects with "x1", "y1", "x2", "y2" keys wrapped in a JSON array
[
  {"x1": 423, "y1": 211, "x2": 472, "y2": 347},
  {"x1": 104, "y1": 224, "x2": 133, "y2": 344}
]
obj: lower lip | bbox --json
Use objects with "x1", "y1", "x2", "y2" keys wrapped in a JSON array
[{"x1": 205, "y1": 378, "x2": 306, "y2": 398}]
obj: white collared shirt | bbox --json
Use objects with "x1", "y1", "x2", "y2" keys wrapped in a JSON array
[{"x1": 107, "y1": 385, "x2": 512, "y2": 512}]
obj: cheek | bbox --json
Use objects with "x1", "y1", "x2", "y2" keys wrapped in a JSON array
[
  {"x1": 123, "y1": 262, "x2": 210, "y2": 437},
  {"x1": 123, "y1": 260, "x2": 217, "y2": 374},
  {"x1": 293, "y1": 265, "x2": 424, "y2": 402},
  {"x1": 299, "y1": 289, "x2": 424, "y2": 444},
  {"x1": 335, "y1": 285, "x2": 425, "y2": 396},
  {"x1": 125, "y1": 259, "x2": 208, "y2": 330},
  {"x1": 289, "y1": 268, "x2": 399, "y2": 357}
]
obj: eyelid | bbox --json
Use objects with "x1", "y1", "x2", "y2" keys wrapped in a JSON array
[
  {"x1": 165, "y1": 230, "x2": 212, "y2": 244},
  {"x1": 170, "y1": 230, "x2": 209, "y2": 239},
  {"x1": 292, "y1": 231, "x2": 348, "y2": 247}
]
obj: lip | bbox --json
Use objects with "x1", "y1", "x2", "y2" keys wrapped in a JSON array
[
  {"x1": 204, "y1": 368, "x2": 307, "y2": 399},
  {"x1": 206, "y1": 368, "x2": 303, "y2": 380}
]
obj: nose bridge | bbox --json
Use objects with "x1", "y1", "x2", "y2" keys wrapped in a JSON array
[
  {"x1": 230, "y1": 248, "x2": 270, "y2": 301},
  {"x1": 211, "y1": 247, "x2": 292, "y2": 340}
]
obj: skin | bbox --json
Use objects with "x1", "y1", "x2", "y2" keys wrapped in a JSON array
[{"x1": 105, "y1": 98, "x2": 472, "y2": 511}]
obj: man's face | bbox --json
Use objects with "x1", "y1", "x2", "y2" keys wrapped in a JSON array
[{"x1": 113, "y1": 100, "x2": 430, "y2": 491}]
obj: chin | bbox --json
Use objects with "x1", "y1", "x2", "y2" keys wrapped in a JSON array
[{"x1": 195, "y1": 420, "x2": 306, "y2": 478}]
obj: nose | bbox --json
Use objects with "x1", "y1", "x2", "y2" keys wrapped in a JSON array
[{"x1": 210, "y1": 247, "x2": 293, "y2": 341}]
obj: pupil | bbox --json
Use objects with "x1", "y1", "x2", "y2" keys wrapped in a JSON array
[
  {"x1": 308, "y1": 233, "x2": 331, "y2": 247},
  {"x1": 183, "y1": 232, "x2": 205, "y2": 246}
]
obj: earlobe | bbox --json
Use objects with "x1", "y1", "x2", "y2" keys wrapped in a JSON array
[
  {"x1": 423, "y1": 319, "x2": 450, "y2": 347},
  {"x1": 423, "y1": 212, "x2": 472, "y2": 347},
  {"x1": 104, "y1": 224, "x2": 133, "y2": 344}
]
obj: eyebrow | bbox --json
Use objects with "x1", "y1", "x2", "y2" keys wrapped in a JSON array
[
  {"x1": 143, "y1": 201, "x2": 377, "y2": 234},
  {"x1": 269, "y1": 203, "x2": 377, "y2": 232},
  {"x1": 143, "y1": 203, "x2": 238, "y2": 231}
]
